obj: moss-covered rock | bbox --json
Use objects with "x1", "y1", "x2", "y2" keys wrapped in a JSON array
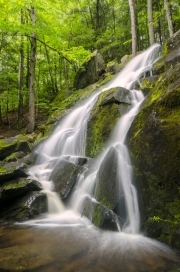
[
  {"x1": 86, "y1": 89, "x2": 123, "y2": 158},
  {"x1": 0, "y1": 178, "x2": 42, "y2": 204},
  {"x1": 82, "y1": 197, "x2": 119, "y2": 231},
  {"x1": 0, "y1": 191, "x2": 47, "y2": 221},
  {"x1": 127, "y1": 52, "x2": 180, "y2": 250},
  {"x1": 74, "y1": 51, "x2": 105, "y2": 90},
  {"x1": 0, "y1": 135, "x2": 31, "y2": 161},
  {"x1": 0, "y1": 165, "x2": 28, "y2": 185}
]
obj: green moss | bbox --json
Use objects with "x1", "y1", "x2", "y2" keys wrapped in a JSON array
[
  {"x1": 127, "y1": 60, "x2": 180, "y2": 250},
  {"x1": 86, "y1": 89, "x2": 120, "y2": 158},
  {"x1": 3, "y1": 180, "x2": 29, "y2": 190},
  {"x1": 0, "y1": 168, "x2": 8, "y2": 173}
]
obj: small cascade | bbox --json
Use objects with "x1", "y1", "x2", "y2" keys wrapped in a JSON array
[{"x1": 28, "y1": 43, "x2": 161, "y2": 232}]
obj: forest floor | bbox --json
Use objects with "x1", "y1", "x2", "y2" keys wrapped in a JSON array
[{"x1": 0, "y1": 109, "x2": 47, "y2": 139}]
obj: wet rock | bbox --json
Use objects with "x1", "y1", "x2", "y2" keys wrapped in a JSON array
[
  {"x1": 95, "y1": 146, "x2": 122, "y2": 210},
  {"x1": 0, "y1": 135, "x2": 31, "y2": 161},
  {"x1": 49, "y1": 159, "x2": 83, "y2": 199},
  {"x1": 0, "y1": 165, "x2": 28, "y2": 185},
  {"x1": 74, "y1": 50, "x2": 105, "y2": 90},
  {"x1": 114, "y1": 86, "x2": 132, "y2": 104},
  {"x1": 82, "y1": 197, "x2": 119, "y2": 231},
  {"x1": 0, "y1": 178, "x2": 42, "y2": 204},
  {"x1": 0, "y1": 191, "x2": 48, "y2": 221}
]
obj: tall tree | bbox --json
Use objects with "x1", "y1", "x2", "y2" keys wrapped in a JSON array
[
  {"x1": 18, "y1": 8, "x2": 24, "y2": 128},
  {"x1": 164, "y1": 0, "x2": 174, "y2": 37},
  {"x1": 148, "y1": 0, "x2": 155, "y2": 45},
  {"x1": 128, "y1": 0, "x2": 137, "y2": 57},
  {"x1": 27, "y1": 7, "x2": 36, "y2": 133}
]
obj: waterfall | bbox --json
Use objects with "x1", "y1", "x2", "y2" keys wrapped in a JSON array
[{"x1": 28, "y1": 44, "x2": 161, "y2": 233}]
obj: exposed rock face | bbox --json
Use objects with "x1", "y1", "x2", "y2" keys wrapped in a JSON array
[
  {"x1": 74, "y1": 51, "x2": 105, "y2": 90},
  {"x1": 127, "y1": 40, "x2": 180, "y2": 250}
]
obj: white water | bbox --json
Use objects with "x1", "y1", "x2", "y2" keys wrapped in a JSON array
[{"x1": 28, "y1": 44, "x2": 161, "y2": 233}]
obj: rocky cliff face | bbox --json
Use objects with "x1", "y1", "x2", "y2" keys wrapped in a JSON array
[{"x1": 127, "y1": 29, "x2": 180, "y2": 250}]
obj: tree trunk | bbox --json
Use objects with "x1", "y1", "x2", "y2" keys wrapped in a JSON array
[
  {"x1": 164, "y1": 0, "x2": 174, "y2": 37},
  {"x1": 27, "y1": 7, "x2": 36, "y2": 134},
  {"x1": 148, "y1": 0, "x2": 155, "y2": 45},
  {"x1": 18, "y1": 8, "x2": 24, "y2": 128},
  {"x1": 128, "y1": 0, "x2": 136, "y2": 57},
  {"x1": 96, "y1": 0, "x2": 100, "y2": 33}
]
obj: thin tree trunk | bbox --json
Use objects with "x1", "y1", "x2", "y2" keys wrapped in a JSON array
[
  {"x1": 148, "y1": 0, "x2": 155, "y2": 45},
  {"x1": 64, "y1": 58, "x2": 69, "y2": 94},
  {"x1": 18, "y1": 8, "x2": 24, "y2": 128},
  {"x1": 164, "y1": 0, "x2": 174, "y2": 37},
  {"x1": 44, "y1": 44, "x2": 56, "y2": 94},
  {"x1": 96, "y1": 0, "x2": 100, "y2": 33},
  {"x1": 128, "y1": 0, "x2": 137, "y2": 57},
  {"x1": 27, "y1": 7, "x2": 36, "y2": 134}
]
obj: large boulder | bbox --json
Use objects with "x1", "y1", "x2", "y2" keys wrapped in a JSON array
[
  {"x1": 127, "y1": 53, "x2": 180, "y2": 250},
  {"x1": 74, "y1": 51, "x2": 105, "y2": 90},
  {"x1": 49, "y1": 157, "x2": 87, "y2": 199}
]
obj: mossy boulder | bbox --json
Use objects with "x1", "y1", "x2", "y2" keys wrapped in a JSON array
[
  {"x1": 0, "y1": 191, "x2": 47, "y2": 221},
  {"x1": 0, "y1": 135, "x2": 31, "y2": 161},
  {"x1": 82, "y1": 197, "x2": 119, "y2": 231},
  {"x1": 74, "y1": 50, "x2": 105, "y2": 90},
  {"x1": 49, "y1": 158, "x2": 87, "y2": 199},
  {"x1": 0, "y1": 165, "x2": 28, "y2": 185},
  {"x1": 0, "y1": 178, "x2": 42, "y2": 204},
  {"x1": 127, "y1": 58, "x2": 180, "y2": 250},
  {"x1": 86, "y1": 87, "x2": 130, "y2": 158}
]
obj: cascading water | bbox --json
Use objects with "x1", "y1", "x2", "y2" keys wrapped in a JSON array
[
  {"x1": 6, "y1": 44, "x2": 180, "y2": 272},
  {"x1": 28, "y1": 44, "x2": 161, "y2": 231}
]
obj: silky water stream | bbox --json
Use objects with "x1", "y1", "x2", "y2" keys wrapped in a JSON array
[{"x1": 1, "y1": 44, "x2": 180, "y2": 272}]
